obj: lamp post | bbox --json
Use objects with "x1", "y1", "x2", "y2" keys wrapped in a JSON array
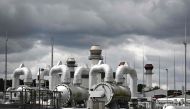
[{"x1": 165, "y1": 68, "x2": 168, "y2": 105}]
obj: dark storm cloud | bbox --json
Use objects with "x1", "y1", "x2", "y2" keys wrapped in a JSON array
[
  {"x1": 0, "y1": 37, "x2": 35, "y2": 54},
  {"x1": 40, "y1": 33, "x2": 133, "y2": 50},
  {"x1": 0, "y1": 0, "x2": 189, "y2": 52},
  {"x1": 0, "y1": 0, "x2": 189, "y2": 90}
]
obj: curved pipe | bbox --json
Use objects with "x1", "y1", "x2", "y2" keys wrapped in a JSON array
[
  {"x1": 73, "y1": 66, "x2": 90, "y2": 85},
  {"x1": 12, "y1": 64, "x2": 32, "y2": 88},
  {"x1": 36, "y1": 65, "x2": 50, "y2": 85},
  {"x1": 49, "y1": 61, "x2": 70, "y2": 90},
  {"x1": 115, "y1": 65, "x2": 137, "y2": 97},
  {"x1": 89, "y1": 61, "x2": 114, "y2": 90}
]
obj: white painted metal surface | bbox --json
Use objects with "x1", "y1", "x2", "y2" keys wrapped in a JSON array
[
  {"x1": 36, "y1": 65, "x2": 50, "y2": 85},
  {"x1": 93, "y1": 82, "x2": 131, "y2": 105},
  {"x1": 73, "y1": 66, "x2": 89, "y2": 85},
  {"x1": 54, "y1": 84, "x2": 89, "y2": 106},
  {"x1": 89, "y1": 91, "x2": 105, "y2": 98},
  {"x1": 49, "y1": 61, "x2": 69, "y2": 90},
  {"x1": 89, "y1": 61, "x2": 114, "y2": 90},
  {"x1": 115, "y1": 64, "x2": 138, "y2": 97},
  {"x1": 12, "y1": 64, "x2": 32, "y2": 88}
]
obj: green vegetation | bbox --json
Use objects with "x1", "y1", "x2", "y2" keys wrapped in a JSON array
[{"x1": 137, "y1": 84, "x2": 146, "y2": 92}]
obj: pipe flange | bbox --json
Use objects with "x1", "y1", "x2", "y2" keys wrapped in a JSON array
[{"x1": 93, "y1": 82, "x2": 114, "y2": 105}]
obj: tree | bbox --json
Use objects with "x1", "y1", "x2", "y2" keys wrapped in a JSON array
[
  {"x1": 0, "y1": 78, "x2": 4, "y2": 91},
  {"x1": 153, "y1": 86, "x2": 160, "y2": 90},
  {"x1": 138, "y1": 84, "x2": 146, "y2": 92}
]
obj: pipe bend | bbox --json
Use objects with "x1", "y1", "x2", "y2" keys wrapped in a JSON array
[
  {"x1": 49, "y1": 64, "x2": 70, "y2": 83},
  {"x1": 90, "y1": 64, "x2": 113, "y2": 82},
  {"x1": 100, "y1": 64, "x2": 113, "y2": 82},
  {"x1": 49, "y1": 63, "x2": 70, "y2": 90},
  {"x1": 115, "y1": 65, "x2": 127, "y2": 84},
  {"x1": 89, "y1": 64, "x2": 114, "y2": 90},
  {"x1": 13, "y1": 67, "x2": 32, "y2": 80},
  {"x1": 37, "y1": 68, "x2": 50, "y2": 77},
  {"x1": 13, "y1": 68, "x2": 22, "y2": 78},
  {"x1": 12, "y1": 66, "x2": 32, "y2": 88},
  {"x1": 40, "y1": 69, "x2": 49, "y2": 79},
  {"x1": 129, "y1": 69, "x2": 137, "y2": 79},
  {"x1": 60, "y1": 65, "x2": 70, "y2": 84},
  {"x1": 50, "y1": 65, "x2": 61, "y2": 76},
  {"x1": 23, "y1": 67, "x2": 32, "y2": 80},
  {"x1": 115, "y1": 65, "x2": 137, "y2": 84},
  {"x1": 36, "y1": 66, "x2": 50, "y2": 85},
  {"x1": 115, "y1": 65, "x2": 138, "y2": 97},
  {"x1": 73, "y1": 66, "x2": 89, "y2": 85}
]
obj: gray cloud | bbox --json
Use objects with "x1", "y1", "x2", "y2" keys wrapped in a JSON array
[
  {"x1": 0, "y1": 37, "x2": 35, "y2": 54},
  {"x1": 0, "y1": 0, "x2": 189, "y2": 90},
  {"x1": 0, "y1": 0, "x2": 189, "y2": 49}
]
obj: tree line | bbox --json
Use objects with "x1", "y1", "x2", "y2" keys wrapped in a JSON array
[{"x1": 0, "y1": 78, "x2": 49, "y2": 91}]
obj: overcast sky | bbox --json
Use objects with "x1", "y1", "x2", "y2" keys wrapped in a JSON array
[{"x1": 0, "y1": 0, "x2": 190, "y2": 90}]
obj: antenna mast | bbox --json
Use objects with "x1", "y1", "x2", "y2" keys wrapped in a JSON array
[
  {"x1": 51, "y1": 37, "x2": 54, "y2": 68},
  {"x1": 159, "y1": 56, "x2": 160, "y2": 88},
  {"x1": 134, "y1": 55, "x2": 136, "y2": 69},
  {"x1": 104, "y1": 49, "x2": 106, "y2": 64},
  {"x1": 184, "y1": 19, "x2": 187, "y2": 106},
  {"x1": 174, "y1": 49, "x2": 176, "y2": 90},
  {"x1": 143, "y1": 43, "x2": 145, "y2": 85},
  {"x1": 4, "y1": 32, "x2": 8, "y2": 98}
]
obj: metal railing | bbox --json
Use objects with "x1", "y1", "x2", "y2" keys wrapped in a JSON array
[{"x1": 5, "y1": 88, "x2": 63, "y2": 109}]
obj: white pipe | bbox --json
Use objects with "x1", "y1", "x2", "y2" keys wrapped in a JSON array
[
  {"x1": 36, "y1": 65, "x2": 50, "y2": 85},
  {"x1": 12, "y1": 64, "x2": 32, "y2": 88},
  {"x1": 49, "y1": 61, "x2": 69, "y2": 90},
  {"x1": 73, "y1": 66, "x2": 90, "y2": 85},
  {"x1": 89, "y1": 61, "x2": 113, "y2": 90},
  {"x1": 115, "y1": 65, "x2": 138, "y2": 97}
]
